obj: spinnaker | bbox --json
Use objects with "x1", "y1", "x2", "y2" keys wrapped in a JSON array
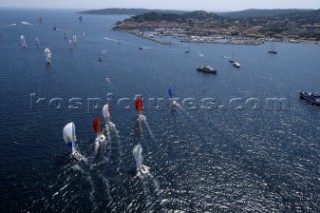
[
  {"x1": 102, "y1": 104, "x2": 111, "y2": 120},
  {"x1": 135, "y1": 98, "x2": 143, "y2": 112},
  {"x1": 133, "y1": 144, "x2": 143, "y2": 171},
  {"x1": 92, "y1": 117, "x2": 103, "y2": 135},
  {"x1": 63, "y1": 122, "x2": 76, "y2": 153}
]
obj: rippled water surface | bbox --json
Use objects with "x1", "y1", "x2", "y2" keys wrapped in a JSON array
[{"x1": 1, "y1": 9, "x2": 320, "y2": 212}]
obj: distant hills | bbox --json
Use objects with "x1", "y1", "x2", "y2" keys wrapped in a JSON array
[
  {"x1": 79, "y1": 8, "x2": 320, "y2": 19},
  {"x1": 79, "y1": 8, "x2": 186, "y2": 15},
  {"x1": 81, "y1": 8, "x2": 320, "y2": 40},
  {"x1": 220, "y1": 9, "x2": 316, "y2": 18}
]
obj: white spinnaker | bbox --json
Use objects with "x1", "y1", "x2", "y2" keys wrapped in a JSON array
[{"x1": 133, "y1": 144, "x2": 143, "y2": 171}]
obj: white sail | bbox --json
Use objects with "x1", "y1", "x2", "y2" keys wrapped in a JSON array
[
  {"x1": 133, "y1": 144, "x2": 143, "y2": 171},
  {"x1": 73, "y1": 34, "x2": 77, "y2": 44},
  {"x1": 102, "y1": 104, "x2": 110, "y2": 119},
  {"x1": 35, "y1": 37, "x2": 40, "y2": 45},
  {"x1": 20, "y1": 35, "x2": 27, "y2": 47},
  {"x1": 44, "y1": 48, "x2": 52, "y2": 63},
  {"x1": 63, "y1": 122, "x2": 77, "y2": 153}
]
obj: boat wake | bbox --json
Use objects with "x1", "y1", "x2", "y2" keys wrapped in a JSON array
[
  {"x1": 104, "y1": 37, "x2": 120, "y2": 42},
  {"x1": 197, "y1": 51, "x2": 204, "y2": 57},
  {"x1": 1, "y1": 23, "x2": 16, "y2": 28},
  {"x1": 21, "y1": 21, "x2": 33, "y2": 26},
  {"x1": 137, "y1": 115, "x2": 155, "y2": 139}
]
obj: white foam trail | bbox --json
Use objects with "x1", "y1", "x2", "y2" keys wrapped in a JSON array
[
  {"x1": 143, "y1": 116, "x2": 155, "y2": 139},
  {"x1": 109, "y1": 122, "x2": 123, "y2": 165},
  {"x1": 21, "y1": 21, "x2": 33, "y2": 26},
  {"x1": 149, "y1": 174, "x2": 160, "y2": 192},
  {"x1": 1, "y1": 23, "x2": 16, "y2": 28},
  {"x1": 105, "y1": 125, "x2": 111, "y2": 141},
  {"x1": 90, "y1": 157, "x2": 108, "y2": 170},
  {"x1": 94, "y1": 140, "x2": 100, "y2": 154},
  {"x1": 104, "y1": 37, "x2": 119, "y2": 42},
  {"x1": 98, "y1": 174, "x2": 113, "y2": 201},
  {"x1": 86, "y1": 175, "x2": 98, "y2": 211},
  {"x1": 59, "y1": 183, "x2": 69, "y2": 192},
  {"x1": 197, "y1": 51, "x2": 204, "y2": 57},
  {"x1": 142, "y1": 178, "x2": 153, "y2": 210},
  {"x1": 138, "y1": 120, "x2": 144, "y2": 134}
]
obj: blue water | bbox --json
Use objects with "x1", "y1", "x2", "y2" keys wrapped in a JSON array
[{"x1": 1, "y1": 9, "x2": 320, "y2": 212}]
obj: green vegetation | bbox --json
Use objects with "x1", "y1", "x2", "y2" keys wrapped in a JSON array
[{"x1": 113, "y1": 9, "x2": 320, "y2": 40}]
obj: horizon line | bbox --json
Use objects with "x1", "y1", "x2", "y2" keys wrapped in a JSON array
[{"x1": 0, "y1": 7, "x2": 318, "y2": 13}]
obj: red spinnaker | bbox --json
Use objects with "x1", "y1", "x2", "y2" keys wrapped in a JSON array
[
  {"x1": 135, "y1": 98, "x2": 143, "y2": 112},
  {"x1": 92, "y1": 117, "x2": 102, "y2": 134}
]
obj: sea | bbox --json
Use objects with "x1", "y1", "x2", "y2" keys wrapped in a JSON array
[{"x1": 0, "y1": 8, "x2": 320, "y2": 212}]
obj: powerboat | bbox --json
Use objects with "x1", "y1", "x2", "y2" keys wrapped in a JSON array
[
  {"x1": 299, "y1": 91, "x2": 320, "y2": 106},
  {"x1": 196, "y1": 65, "x2": 217, "y2": 74},
  {"x1": 233, "y1": 61, "x2": 240, "y2": 68}
]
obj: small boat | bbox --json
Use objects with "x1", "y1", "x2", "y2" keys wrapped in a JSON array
[
  {"x1": 185, "y1": 46, "x2": 190, "y2": 53},
  {"x1": 233, "y1": 61, "x2": 240, "y2": 68},
  {"x1": 20, "y1": 35, "x2": 27, "y2": 47},
  {"x1": 196, "y1": 65, "x2": 217, "y2": 74},
  {"x1": 44, "y1": 47, "x2": 52, "y2": 64},
  {"x1": 268, "y1": 42, "x2": 277, "y2": 54},
  {"x1": 35, "y1": 37, "x2": 40, "y2": 45},
  {"x1": 229, "y1": 59, "x2": 236, "y2": 63},
  {"x1": 268, "y1": 50, "x2": 277, "y2": 54},
  {"x1": 299, "y1": 91, "x2": 320, "y2": 106},
  {"x1": 139, "y1": 46, "x2": 143, "y2": 50},
  {"x1": 44, "y1": 48, "x2": 52, "y2": 64},
  {"x1": 98, "y1": 58, "x2": 103, "y2": 61}
]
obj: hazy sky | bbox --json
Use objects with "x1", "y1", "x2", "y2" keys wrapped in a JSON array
[{"x1": 1, "y1": 0, "x2": 319, "y2": 11}]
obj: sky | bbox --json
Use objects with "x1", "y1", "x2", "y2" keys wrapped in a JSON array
[{"x1": 0, "y1": 0, "x2": 319, "y2": 11}]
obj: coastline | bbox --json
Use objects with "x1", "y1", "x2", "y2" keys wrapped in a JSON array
[{"x1": 115, "y1": 29, "x2": 319, "y2": 46}]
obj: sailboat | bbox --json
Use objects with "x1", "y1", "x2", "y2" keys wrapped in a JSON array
[
  {"x1": 35, "y1": 37, "x2": 40, "y2": 45},
  {"x1": 44, "y1": 48, "x2": 52, "y2": 64},
  {"x1": 102, "y1": 104, "x2": 111, "y2": 125},
  {"x1": 268, "y1": 42, "x2": 277, "y2": 54},
  {"x1": 168, "y1": 83, "x2": 178, "y2": 106},
  {"x1": 133, "y1": 144, "x2": 150, "y2": 178},
  {"x1": 20, "y1": 35, "x2": 27, "y2": 47},
  {"x1": 72, "y1": 34, "x2": 77, "y2": 46},
  {"x1": 185, "y1": 45, "x2": 190, "y2": 53},
  {"x1": 92, "y1": 117, "x2": 106, "y2": 143},
  {"x1": 69, "y1": 39, "x2": 73, "y2": 49},
  {"x1": 63, "y1": 31, "x2": 67, "y2": 39},
  {"x1": 63, "y1": 122, "x2": 83, "y2": 161}
]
